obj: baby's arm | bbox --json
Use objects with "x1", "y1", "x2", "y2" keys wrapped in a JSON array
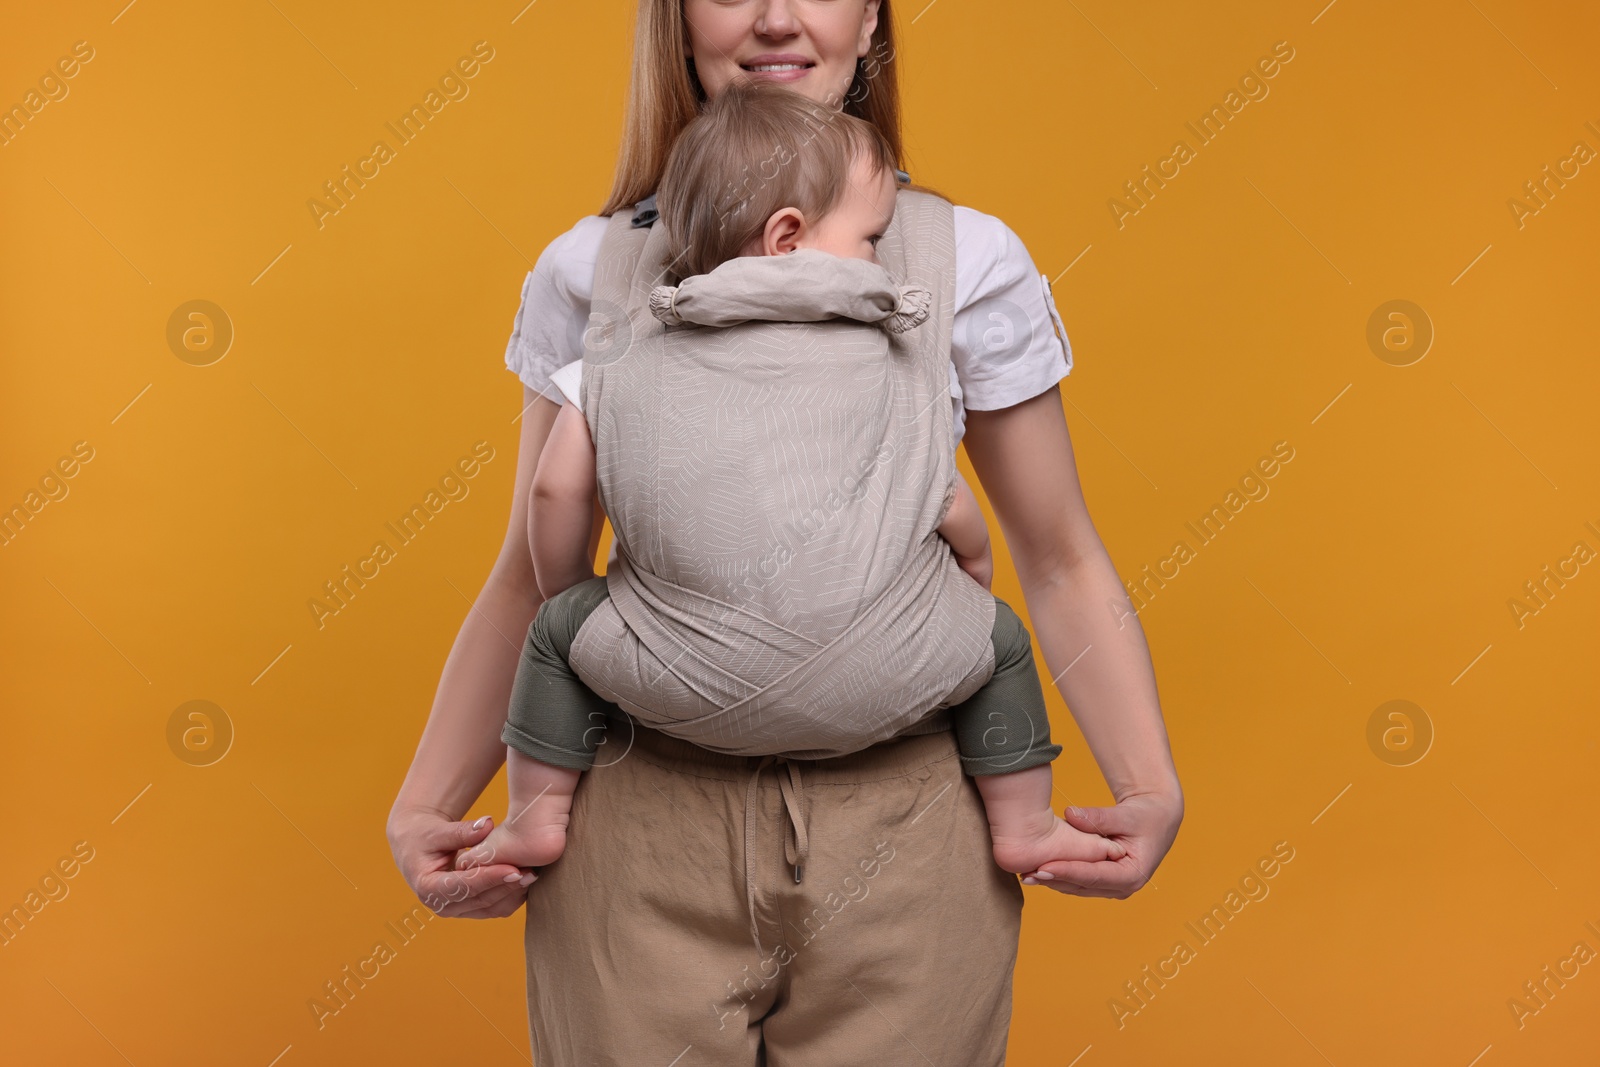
[
  {"x1": 937, "y1": 474, "x2": 993, "y2": 590},
  {"x1": 530, "y1": 401, "x2": 600, "y2": 599}
]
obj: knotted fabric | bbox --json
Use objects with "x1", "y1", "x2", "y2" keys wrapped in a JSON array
[{"x1": 569, "y1": 190, "x2": 997, "y2": 760}]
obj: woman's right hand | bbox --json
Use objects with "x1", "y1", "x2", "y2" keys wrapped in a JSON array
[
  {"x1": 386, "y1": 390, "x2": 566, "y2": 920},
  {"x1": 388, "y1": 808, "x2": 533, "y2": 919}
]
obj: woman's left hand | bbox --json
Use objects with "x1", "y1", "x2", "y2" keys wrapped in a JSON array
[{"x1": 1021, "y1": 790, "x2": 1183, "y2": 898}]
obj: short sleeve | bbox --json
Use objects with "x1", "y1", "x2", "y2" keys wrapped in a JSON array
[
  {"x1": 503, "y1": 215, "x2": 610, "y2": 401},
  {"x1": 950, "y1": 206, "x2": 1073, "y2": 411}
]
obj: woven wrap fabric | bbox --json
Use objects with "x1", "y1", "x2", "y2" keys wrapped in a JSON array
[
  {"x1": 570, "y1": 190, "x2": 997, "y2": 759},
  {"x1": 646, "y1": 248, "x2": 933, "y2": 334}
]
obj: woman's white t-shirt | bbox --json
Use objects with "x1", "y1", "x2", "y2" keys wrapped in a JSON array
[{"x1": 504, "y1": 205, "x2": 1073, "y2": 446}]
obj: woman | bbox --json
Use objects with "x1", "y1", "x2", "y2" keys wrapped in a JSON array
[{"x1": 388, "y1": 0, "x2": 1183, "y2": 1060}]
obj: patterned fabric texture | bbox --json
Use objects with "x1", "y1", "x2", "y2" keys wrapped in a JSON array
[
  {"x1": 569, "y1": 190, "x2": 997, "y2": 759},
  {"x1": 644, "y1": 247, "x2": 933, "y2": 334}
]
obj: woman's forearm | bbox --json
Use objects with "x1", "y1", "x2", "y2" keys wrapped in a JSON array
[
  {"x1": 390, "y1": 566, "x2": 543, "y2": 821},
  {"x1": 390, "y1": 391, "x2": 562, "y2": 826},
  {"x1": 962, "y1": 390, "x2": 1181, "y2": 808},
  {"x1": 1019, "y1": 552, "x2": 1180, "y2": 804}
]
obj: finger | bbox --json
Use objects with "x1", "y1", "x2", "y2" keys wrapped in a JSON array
[
  {"x1": 1022, "y1": 868, "x2": 1125, "y2": 896},
  {"x1": 456, "y1": 842, "x2": 497, "y2": 870},
  {"x1": 440, "y1": 882, "x2": 530, "y2": 919},
  {"x1": 1033, "y1": 856, "x2": 1144, "y2": 895},
  {"x1": 1060, "y1": 803, "x2": 1136, "y2": 838},
  {"x1": 426, "y1": 883, "x2": 525, "y2": 919},
  {"x1": 455, "y1": 879, "x2": 535, "y2": 917},
  {"x1": 437, "y1": 895, "x2": 515, "y2": 920},
  {"x1": 456, "y1": 846, "x2": 539, "y2": 888},
  {"x1": 417, "y1": 862, "x2": 524, "y2": 908},
  {"x1": 1023, "y1": 877, "x2": 1128, "y2": 898},
  {"x1": 1043, "y1": 842, "x2": 1152, "y2": 879},
  {"x1": 411, "y1": 814, "x2": 496, "y2": 859},
  {"x1": 1052, "y1": 825, "x2": 1129, "y2": 862}
]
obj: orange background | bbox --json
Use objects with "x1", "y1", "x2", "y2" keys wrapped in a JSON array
[{"x1": 3, "y1": 1, "x2": 1597, "y2": 1063}]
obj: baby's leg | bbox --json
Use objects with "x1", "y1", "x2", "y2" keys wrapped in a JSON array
[
  {"x1": 466, "y1": 749, "x2": 581, "y2": 870},
  {"x1": 952, "y1": 598, "x2": 1125, "y2": 872},
  {"x1": 462, "y1": 577, "x2": 617, "y2": 871},
  {"x1": 974, "y1": 763, "x2": 1124, "y2": 876}
]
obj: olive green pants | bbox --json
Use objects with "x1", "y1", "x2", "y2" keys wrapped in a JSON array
[{"x1": 502, "y1": 576, "x2": 1063, "y2": 777}]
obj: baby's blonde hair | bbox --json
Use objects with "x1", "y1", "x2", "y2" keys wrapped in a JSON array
[{"x1": 657, "y1": 79, "x2": 898, "y2": 278}]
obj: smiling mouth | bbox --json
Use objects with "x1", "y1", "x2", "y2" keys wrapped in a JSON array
[{"x1": 742, "y1": 63, "x2": 814, "y2": 73}]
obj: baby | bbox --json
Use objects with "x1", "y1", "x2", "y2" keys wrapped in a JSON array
[{"x1": 463, "y1": 80, "x2": 1123, "y2": 885}]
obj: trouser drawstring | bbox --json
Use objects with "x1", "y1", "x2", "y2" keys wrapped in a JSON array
[{"x1": 743, "y1": 753, "x2": 810, "y2": 953}]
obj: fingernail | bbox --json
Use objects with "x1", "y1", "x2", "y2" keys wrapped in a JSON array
[
  {"x1": 1034, "y1": 871, "x2": 1054, "y2": 880},
  {"x1": 519, "y1": 872, "x2": 537, "y2": 886},
  {"x1": 1021, "y1": 877, "x2": 1038, "y2": 885},
  {"x1": 472, "y1": 816, "x2": 491, "y2": 830},
  {"x1": 503, "y1": 872, "x2": 522, "y2": 883}
]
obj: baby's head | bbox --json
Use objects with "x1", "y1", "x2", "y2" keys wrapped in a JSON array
[{"x1": 657, "y1": 79, "x2": 900, "y2": 277}]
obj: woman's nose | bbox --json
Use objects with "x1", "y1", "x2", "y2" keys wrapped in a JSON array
[{"x1": 753, "y1": 0, "x2": 802, "y2": 38}]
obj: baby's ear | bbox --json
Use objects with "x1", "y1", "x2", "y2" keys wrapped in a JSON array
[{"x1": 763, "y1": 207, "x2": 806, "y2": 255}]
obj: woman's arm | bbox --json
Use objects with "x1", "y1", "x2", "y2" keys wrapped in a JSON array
[
  {"x1": 386, "y1": 387, "x2": 565, "y2": 918},
  {"x1": 962, "y1": 387, "x2": 1183, "y2": 897}
]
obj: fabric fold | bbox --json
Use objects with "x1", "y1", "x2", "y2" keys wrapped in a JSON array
[{"x1": 646, "y1": 247, "x2": 930, "y2": 334}]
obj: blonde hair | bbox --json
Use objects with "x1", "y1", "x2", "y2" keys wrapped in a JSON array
[
  {"x1": 657, "y1": 80, "x2": 896, "y2": 276},
  {"x1": 599, "y1": 0, "x2": 936, "y2": 218}
]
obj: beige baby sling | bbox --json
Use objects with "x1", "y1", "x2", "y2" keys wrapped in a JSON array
[{"x1": 567, "y1": 188, "x2": 997, "y2": 759}]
